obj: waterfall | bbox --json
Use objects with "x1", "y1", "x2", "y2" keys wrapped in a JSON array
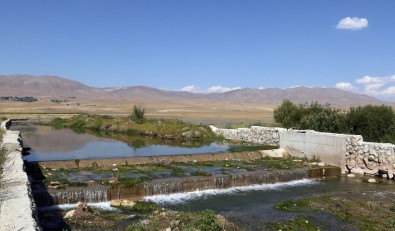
[
  {"x1": 142, "y1": 169, "x2": 309, "y2": 196},
  {"x1": 34, "y1": 186, "x2": 110, "y2": 207},
  {"x1": 33, "y1": 167, "x2": 340, "y2": 206}
]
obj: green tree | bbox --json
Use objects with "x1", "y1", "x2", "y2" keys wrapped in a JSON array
[
  {"x1": 273, "y1": 99, "x2": 301, "y2": 128},
  {"x1": 298, "y1": 102, "x2": 347, "y2": 133},
  {"x1": 131, "y1": 105, "x2": 146, "y2": 124},
  {"x1": 346, "y1": 105, "x2": 395, "y2": 142}
]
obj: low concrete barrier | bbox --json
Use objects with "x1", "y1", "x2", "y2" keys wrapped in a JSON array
[
  {"x1": 211, "y1": 125, "x2": 395, "y2": 178},
  {"x1": 0, "y1": 119, "x2": 41, "y2": 231}
]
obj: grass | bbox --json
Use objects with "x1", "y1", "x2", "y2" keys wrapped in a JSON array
[
  {"x1": 228, "y1": 144, "x2": 277, "y2": 152},
  {"x1": 0, "y1": 148, "x2": 6, "y2": 178},
  {"x1": 0, "y1": 128, "x2": 5, "y2": 178},
  {"x1": 271, "y1": 215, "x2": 320, "y2": 231},
  {"x1": 273, "y1": 191, "x2": 395, "y2": 231},
  {"x1": 124, "y1": 209, "x2": 238, "y2": 231},
  {"x1": 47, "y1": 114, "x2": 218, "y2": 140},
  {"x1": 274, "y1": 199, "x2": 308, "y2": 212}
]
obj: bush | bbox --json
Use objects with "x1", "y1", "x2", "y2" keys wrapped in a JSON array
[
  {"x1": 346, "y1": 105, "x2": 395, "y2": 142},
  {"x1": 273, "y1": 100, "x2": 395, "y2": 143},
  {"x1": 196, "y1": 210, "x2": 221, "y2": 231},
  {"x1": 131, "y1": 105, "x2": 145, "y2": 124},
  {"x1": 273, "y1": 99, "x2": 301, "y2": 128}
]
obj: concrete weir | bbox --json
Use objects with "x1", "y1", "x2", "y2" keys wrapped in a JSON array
[{"x1": 0, "y1": 120, "x2": 41, "y2": 231}]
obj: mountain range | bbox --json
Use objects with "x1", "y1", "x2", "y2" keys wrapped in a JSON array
[{"x1": 0, "y1": 74, "x2": 383, "y2": 106}]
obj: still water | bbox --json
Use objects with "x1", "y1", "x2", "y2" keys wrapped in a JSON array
[{"x1": 11, "y1": 123, "x2": 229, "y2": 162}]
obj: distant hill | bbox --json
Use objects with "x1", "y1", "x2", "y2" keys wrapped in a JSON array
[
  {"x1": 210, "y1": 87, "x2": 382, "y2": 105},
  {"x1": 0, "y1": 74, "x2": 384, "y2": 106},
  {"x1": 0, "y1": 75, "x2": 101, "y2": 97}
]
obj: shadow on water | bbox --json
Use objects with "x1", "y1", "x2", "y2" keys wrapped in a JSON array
[{"x1": 25, "y1": 161, "x2": 72, "y2": 231}]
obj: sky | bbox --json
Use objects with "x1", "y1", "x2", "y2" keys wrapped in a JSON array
[{"x1": 1, "y1": 1, "x2": 395, "y2": 99}]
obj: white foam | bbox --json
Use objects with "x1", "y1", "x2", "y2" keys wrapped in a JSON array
[
  {"x1": 144, "y1": 179, "x2": 317, "y2": 204},
  {"x1": 39, "y1": 202, "x2": 119, "y2": 212}
]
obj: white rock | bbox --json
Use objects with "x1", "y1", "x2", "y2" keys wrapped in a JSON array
[
  {"x1": 347, "y1": 174, "x2": 355, "y2": 178},
  {"x1": 368, "y1": 178, "x2": 376, "y2": 183},
  {"x1": 63, "y1": 209, "x2": 75, "y2": 218}
]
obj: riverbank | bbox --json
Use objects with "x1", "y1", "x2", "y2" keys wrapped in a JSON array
[{"x1": 47, "y1": 114, "x2": 218, "y2": 141}]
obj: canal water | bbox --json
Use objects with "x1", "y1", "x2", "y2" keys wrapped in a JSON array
[
  {"x1": 12, "y1": 122, "x2": 395, "y2": 230},
  {"x1": 146, "y1": 176, "x2": 395, "y2": 230},
  {"x1": 12, "y1": 123, "x2": 230, "y2": 162}
]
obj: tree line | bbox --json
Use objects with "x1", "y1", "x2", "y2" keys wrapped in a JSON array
[{"x1": 274, "y1": 99, "x2": 395, "y2": 143}]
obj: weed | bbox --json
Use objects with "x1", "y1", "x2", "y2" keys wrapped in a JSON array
[
  {"x1": 172, "y1": 167, "x2": 185, "y2": 177},
  {"x1": 195, "y1": 169, "x2": 210, "y2": 176},
  {"x1": 196, "y1": 210, "x2": 221, "y2": 231},
  {"x1": 0, "y1": 148, "x2": 6, "y2": 178},
  {"x1": 272, "y1": 215, "x2": 319, "y2": 231},
  {"x1": 133, "y1": 201, "x2": 160, "y2": 213},
  {"x1": 228, "y1": 144, "x2": 277, "y2": 153},
  {"x1": 74, "y1": 159, "x2": 80, "y2": 168},
  {"x1": 274, "y1": 199, "x2": 308, "y2": 212},
  {"x1": 131, "y1": 105, "x2": 145, "y2": 124}
]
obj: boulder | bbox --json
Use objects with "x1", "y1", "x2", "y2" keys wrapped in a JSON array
[
  {"x1": 368, "y1": 178, "x2": 377, "y2": 183},
  {"x1": 64, "y1": 209, "x2": 75, "y2": 218},
  {"x1": 110, "y1": 199, "x2": 136, "y2": 207}
]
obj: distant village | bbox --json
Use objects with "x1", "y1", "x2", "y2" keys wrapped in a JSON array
[{"x1": 0, "y1": 96, "x2": 37, "y2": 102}]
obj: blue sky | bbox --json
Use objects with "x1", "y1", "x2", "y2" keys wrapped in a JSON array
[{"x1": 1, "y1": 1, "x2": 395, "y2": 98}]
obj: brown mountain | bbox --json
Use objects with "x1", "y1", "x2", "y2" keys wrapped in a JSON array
[
  {"x1": 0, "y1": 74, "x2": 384, "y2": 106},
  {"x1": 0, "y1": 75, "x2": 103, "y2": 97},
  {"x1": 211, "y1": 87, "x2": 382, "y2": 105}
]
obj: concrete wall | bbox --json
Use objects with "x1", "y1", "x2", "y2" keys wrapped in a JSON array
[
  {"x1": 280, "y1": 131, "x2": 347, "y2": 174},
  {"x1": 0, "y1": 120, "x2": 41, "y2": 231},
  {"x1": 211, "y1": 126, "x2": 395, "y2": 178}
]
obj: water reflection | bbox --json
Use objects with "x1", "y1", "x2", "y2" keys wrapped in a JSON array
[{"x1": 12, "y1": 123, "x2": 229, "y2": 162}]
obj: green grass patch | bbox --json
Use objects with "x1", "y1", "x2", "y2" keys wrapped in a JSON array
[
  {"x1": 274, "y1": 199, "x2": 308, "y2": 212},
  {"x1": 272, "y1": 215, "x2": 319, "y2": 231},
  {"x1": 228, "y1": 144, "x2": 278, "y2": 152},
  {"x1": 0, "y1": 148, "x2": 6, "y2": 178},
  {"x1": 195, "y1": 169, "x2": 211, "y2": 176},
  {"x1": 45, "y1": 114, "x2": 217, "y2": 141}
]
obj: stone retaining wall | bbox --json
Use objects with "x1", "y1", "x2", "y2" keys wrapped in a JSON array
[
  {"x1": 0, "y1": 119, "x2": 41, "y2": 231},
  {"x1": 211, "y1": 126, "x2": 395, "y2": 179},
  {"x1": 209, "y1": 126, "x2": 286, "y2": 146}
]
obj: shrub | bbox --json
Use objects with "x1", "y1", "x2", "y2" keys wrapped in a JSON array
[
  {"x1": 346, "y1": 105, "x2": 395, "y2": 142},
  {"x1": 196, "y1": 210, "x2": 221, "y2": 231},
  {"x1": 273, "y1": 100, "x2": 395, "y2": 143},
  {"x1": 273, "y1": 99, "x2": 301, "y2": 128},
  {"x1": 131, "y1": 105, "x2": 145, "y2": 124}
]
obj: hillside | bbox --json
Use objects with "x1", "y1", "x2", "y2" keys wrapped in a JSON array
[{"x1": 0, "y1": 74, "x2": 383, "y2": 106}]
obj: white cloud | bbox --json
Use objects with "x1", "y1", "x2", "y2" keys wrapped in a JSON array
[
  {"x1": 180, "y1": 85, "x2": 241, "y2": 93},
  {"x1": 365, "y1": 83, "x2": 384, "y2": 91},
  {"x1": 335, "y1": 82, "x2": 354, "y2": 90},
  {"x1": 383, "y1": 86, "x2": 395, "y2": 95},
  {"x1": 207, "y1": 86, "x2": 242, "y2": 93},
  {"x1": 181, "y1": 85, "x2": 201, "y2": 93},
  {"x1": 351, "y1": 74, "x2": 395, "y2": 97},
  {"x1": 356, "y1": 75, "x2": 395, "y2": 84},
  {"x1": 336, "y1": 17, "x2": 368, "y2": 30}
]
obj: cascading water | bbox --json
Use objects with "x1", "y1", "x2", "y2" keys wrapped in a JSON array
[
  {"x1": 34, "y1": 186, "x2": 110, "y2": 207},
  {"x1": 141, "y1": 169, "x2": 309, "y2": 196},
  {"x1": 33, "y1": 167, "x2": 339, "y2": 205}
]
